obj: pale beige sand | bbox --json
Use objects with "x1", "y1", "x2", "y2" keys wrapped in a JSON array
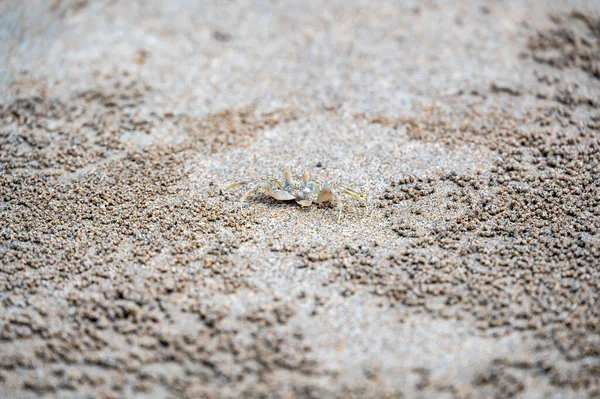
[{"x1": 1, "y1": 1, "x2": 599, "y2": 398}]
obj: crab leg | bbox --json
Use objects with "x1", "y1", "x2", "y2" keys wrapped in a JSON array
[
  {"x1": 332, "y1": 188, "x2": 344, "y2": 221},
  {"x1": 226, "y1": 178, "x2": 290, "y2": 204},
  {"x1": 240, "y1": 182, "x2": 262, "y2": 202},
  {"x1": 225, "y1": 180, "x2": 256, "y2": 191},
  {"x1": 339, "y1": 185, "x2": 369, "y2": 212}
]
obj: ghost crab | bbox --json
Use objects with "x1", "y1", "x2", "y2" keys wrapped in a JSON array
[{"x1": 225, "y1": 170, "x2": 368, "y2": 219}]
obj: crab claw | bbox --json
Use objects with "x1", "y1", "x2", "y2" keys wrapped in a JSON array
[
  {"x1": 264, "y1": 186, "x2": 296, "y2": 201},
  {"x1": 316, "y1": 187, "x2": 333, "y2": 203}
]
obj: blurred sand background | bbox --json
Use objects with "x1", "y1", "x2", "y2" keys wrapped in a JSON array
[{"x1": 1, "y1": 0, "x2": 599, "y2": 398}]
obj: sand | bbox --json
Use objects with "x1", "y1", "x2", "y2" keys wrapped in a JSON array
[{"x1": 1, "y1": 0, "x2": 599, "y2": 398}]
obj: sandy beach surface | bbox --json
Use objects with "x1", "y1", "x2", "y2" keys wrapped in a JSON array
[{"x1": 1, "y1": 0, "x2": 599, "y2": 398}]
